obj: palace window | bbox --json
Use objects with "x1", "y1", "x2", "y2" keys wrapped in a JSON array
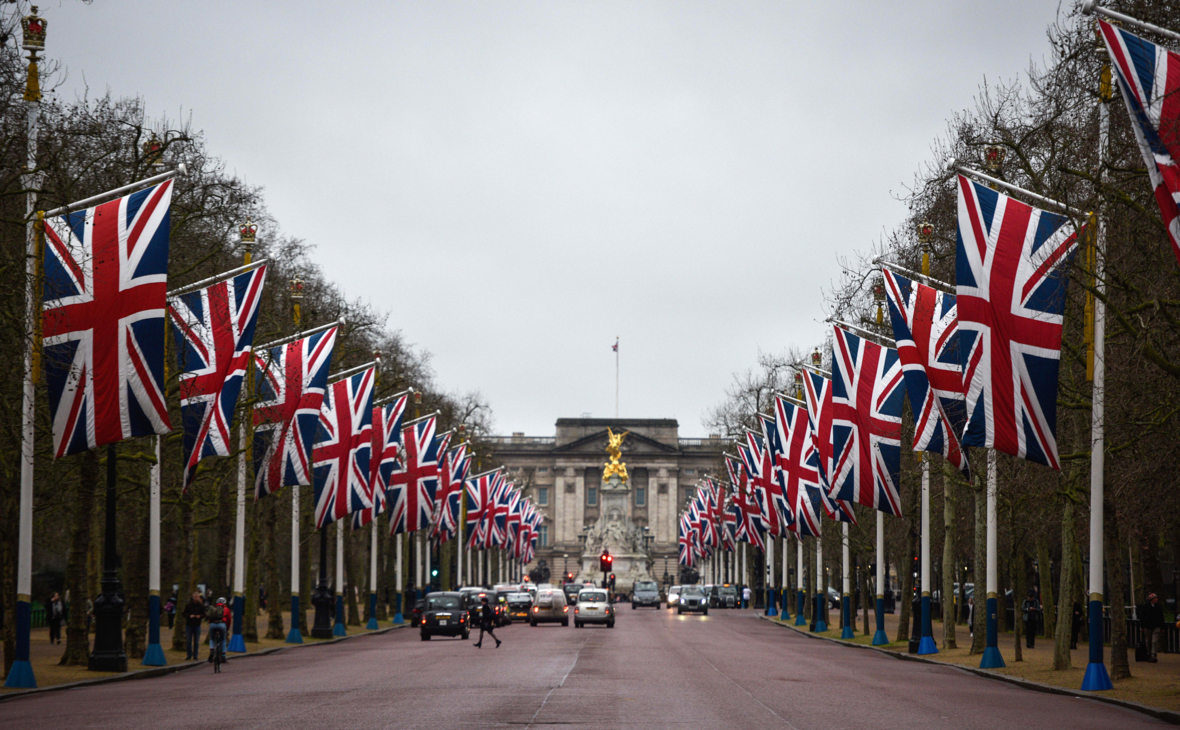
[
  {"x1": 538, "y1": 487, "x2": 549, "y2": 506},
  {"x1": 537, "y1": 467, "x2": 549, "y2": 473},
  {"x1": 587, "y1": 486, "x2": 598, "y2": 506},
  {"x1": 635, "y1": 487, "x2": 646, "y2": 507},
  {"x1": 538, "y1": 525, "x2": 549, "y2": 547},
  {"x1": 683, "y1": 468, "x2": 695, "y2": 475}
]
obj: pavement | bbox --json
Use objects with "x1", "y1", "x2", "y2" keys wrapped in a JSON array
[{"x1": 0, "y1": 606, "x2": 1169, "y2": 729}]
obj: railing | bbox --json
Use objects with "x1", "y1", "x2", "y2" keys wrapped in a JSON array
[
  {"x1": 485, "y1": 436, "x2": 556, "y2": 446},
  {"x1": 678, "y1": 438, "x2": 725, "y2": 447},
  {"x1": 1106, "y1": 617, "x2": 1180, "y2": 654}
]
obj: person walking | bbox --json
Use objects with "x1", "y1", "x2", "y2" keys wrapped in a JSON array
[
  {"x1": 742, "y1": 585, "x2": 751, "y2": 609},
  {"x1": 164, "y1": 591, "x2": 177, "y2": 630},
  {"x1": 46, "y1": 592, "x2": 66, "y2": 645},
  {"x1": 473, "y1": 597, "x2": 501, "y2": 649},
  {"x1": 181, "y1": 591, "x2": 205, "y2": 661},
  {"x1": 1141, "y1": 593, "x2": 1165, "y2": 663},
  {"x1": 1020, "y1": 589, "x2": 1041, "y2": 649}
]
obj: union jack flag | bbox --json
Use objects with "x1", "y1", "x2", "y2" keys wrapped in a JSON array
[
  {"x1": 1099, "y1": 19, "x2": 1180, "y2": 267},
  {"x1": 433, "y1": 443, "x2": 470, "y2": 541},
  {"x1": 312, "y1": 368, "x2": 375, "y2": 529},
  {"x1": 489, "y1": 479, "x2": 516, "y2": 548},
  {"x1": 956, "y1": 175, "x2": 1079, "y2": 469},
  {"x1": 773, "y1": 396, "x2": 822, "y2": 537},
  {"x1": 727, "y1": 456, "x2": 765, "y2": 550},
  {"x1": 801, "y1": 373, "x2": 857, "y2": 525},
  {"x1": 252, "y1": 327, "x2": 338, "y2": 498},
  {"x1": 744, "y1": 425, "x2": 791, "y2": 535},
  {"x1": 883, "y1": 269, "x2": 970, "y2": 477},
  {"x1": 465, "y1": 470, "x2": 501, "y2": 549},
  {"x1": 387, "y1": 415, "x2": 440, "y2": 534},
  {"x1": 169, "y1": 265, "x2": 267, "y2": 488},
  {"x1": 353, "y1": 393, "x2": 408, "y2": 529},
  {"x1": 719, "y1": 491, "x2": 737, "y2": 552},
  {"x1": 42, "y1": 181, "x2": 174, "y2": 458},
  {"x1": 678, "y1": 514, "x2": 695, "y2": 567},
  {"x1": 829, "y1": 326, "x2": 905, "y2": 515}
]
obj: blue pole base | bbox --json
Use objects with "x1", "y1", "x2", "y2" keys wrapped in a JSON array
[
  {"x1": 333, "y1": 595, "x2": 347, "y2": 636},
  {"x1": 872, "y1": 630, "x2": 889, "y2": 646},
  {"x1": 142, "y1": 643, "x2": 167, "y2": 666},
  {"x1": 287, "y1": 594, "x2": 303, "y2": 643},
  {"x1": 392, "y1": 613, "x2": 403, "y2": 625},
  {"x1": 814, "y1": 620, "x2": 828, "y2": 633},
  {"x1": 367, "y1": 593, "x2": 378, "y2": 629},
  {"x1": 841, "y1": 625, "x2": 855, "y2": 639},
  {"x1": 766, "y1": 589, "x2": 778, "y2": 617},
  {"x1": 366, "y1": 617, "x2": 379, "y2": 630},
  {"x1": 795, "y1": 591, "x2": 806, "y2": 625},
  {"x1": 1081, "y1": 662, "x2": 1114, "y2": 691},
  {"x1": 918, "y1": 635, "x2": 939, "y2": 655},
  {"x1": 3, "y1": 660, "x2": 36, "y2": 689},
  {"x1": 227, "y1": 633, "x2": 247, "y2": 653},
  {"x1": 980, "y1": 646, "x2": 1006, "y2": 669},
  {"x1": 285, "y1": 627, "x2": 304, "y2": 644}
]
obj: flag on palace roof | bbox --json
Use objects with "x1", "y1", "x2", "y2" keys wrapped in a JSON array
[
  {"x1": 387, "y1": 415, "x2": 440, "y2": 534},
  {"x1": 956, "y1": 174, "x2": 1079, "y2": 469},
  {"x1": 883, "y1": 269, "x2": 970, "y2": 478},
  {"x1": 42, "y1": 180, "x2": 174, "y2": 457},
  {"x1": 169, "y1": 264, "x2": 267, "y2": 489},
  {"x1": 252, "y1": 327, "x2": 337, "y2": 498},
  {"x1": 1098, "y1": 19, "x2": 1180, "y2": 268},
  {"x1": 313, "y1": 367, "x2": 375, "y2": 529},
  {"x1": 829, "y1": 326, "x2": 904, "y2": 515}
]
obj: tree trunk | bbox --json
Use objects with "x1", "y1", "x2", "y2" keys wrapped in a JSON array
[
  {"x1": 171, "y1": 487, "x2": 194, "y2": 652},
  {"x1": 1013, "y1": 547, "x2": 1025, "y2": 662},
  {"x1": 1104, "y1": 495, "x2": 1131, "y2": 681},
  {"x1": 1037, "y1": 534, "x2": 1056, "y2": 640},
  {"x1": 860, "y1": 553, "x2": 871, "y2": 635},
  {"x1": 971, "y1": 484, "x2": 986, "y2": 654},
  {"x1": 61, "y1": 451, "x2": 98, "y2": 665},
  {"x1": 264, "y1": 497, "x2": 285, "y2": 640},
  {"x1": 1053, "y1": 499, "x2": 1076, "y2": 670},
  {"x1": 300, "y1": 487, "x2": 313, "y2": 635},
  {"x1": 941, "y1": 467, "x2": 957, "y2": 649},
  {"x1": 378, "y1": 527, "x2": 393, "y2": 621},
  {"x1": 895, "y1": 527, "x2": 915, "y2": 643},
  {"x1": 345, "y1": 527, "x2": 361, "y2": 626}
]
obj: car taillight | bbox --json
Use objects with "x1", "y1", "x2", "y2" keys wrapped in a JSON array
[
  {"x1": 574, "y1": 608, "x2": 579, "y2": 614},
  {"x1": 563, "y1": 606, "x2": 568, "y2": 613},
  {"x1": 533, "y1": 607, "x2": 539, "y2": 613}
]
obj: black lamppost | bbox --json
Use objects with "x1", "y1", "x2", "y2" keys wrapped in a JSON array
[
  {"x1": 311, "y1": 527, "x2": 333, "y2": 639},
  {"x1": 89, "y1": 445, "x2": 127, "y2": 671}
]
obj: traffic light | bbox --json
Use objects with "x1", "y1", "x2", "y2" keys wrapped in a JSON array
[
  {"x1": 609, "y1": 574, "x2": 616, "y2": 589},
  {"x1": 599, "y1": 550, "x2": 613, "y2": 573}
]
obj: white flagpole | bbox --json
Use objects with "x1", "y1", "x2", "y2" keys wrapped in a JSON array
[
  {"x1": 142, "y1": 437, "x2": 165, "y2": 665},
  {"x1": 841, "y1": 522, "x2": 852, "y2": 638},
  {"x1": 367, "y1": 523, "x2": 379, "y2": 629},
  {"x1": 228, "y1": 427, "x2": 247, "y2": 653},
  {"x1": 872, "y1": 511, "x2": 887, "y2": 643},
  {"x1": 288, "y1": 484, "x2": 302, "y2": 641},
  {"x1": 334, "y1": 522, "x2": 346, "y2": 635},
  {"x1": 815, "y1": 525, "x2": 826, "y2": 631},
  {"x1": 766, "y1": 538, "x2": 774, "y2": 614},
  {"x1": 393, "y1": 534, "x2": 404, "y2": 623},
  {"x1": 614, "y1": 337, "x2": 619, "y2": 419},
  {"x1": 981, "y1": 449, "x2": 1003, "y2": 667},
  {"x1": 795, "y1": 535, "x2": 805, "y2": 625},
  {"x1": 917, "y1": 456, "x2": 936, "y2": 652}
]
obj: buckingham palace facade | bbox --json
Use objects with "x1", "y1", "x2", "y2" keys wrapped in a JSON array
[{"x1": 485, "y1": 418, "x2": 725, "y2": 583}]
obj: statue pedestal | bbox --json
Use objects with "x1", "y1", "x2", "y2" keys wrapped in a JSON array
[{"x1": 580, "y1": 475, "x2": 652, "y2": 595}]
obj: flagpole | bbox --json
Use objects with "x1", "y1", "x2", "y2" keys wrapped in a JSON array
[
  {"x1": 872, "y1": 511, "x2": 888, "y2": 644},
  {"x1": 334, "y1": 522, "x2": 346, "y2": 636},
  {"x1": 614, "y1": 337, "x2": 619, "y2": 419},
  {"x1": 841, "y1": 522, "x2": 853, "y2": 639},
  {"x1": 918, "y1": 456, "x2": 937, "y2": 653},
  {"x1": 795, "y1": 536, "x2": 806, "y2": 625},
  {"x1": 814, "y1": 526, "x2": 826, "y2": 631},
  {"x1": 1082, "y1": 30, "x2": 1114, "y2": 692},
  {"x1": 780, "y1": 538, "x2": 789, "y2": 620},
  {"x1": 6, "y1": 7, "x2": 45, "y2": 689},
  {"x1": 228, "y1": 426, "x2": 248, "y2": 652},
  {"x1": 766, "y1": 537, "x2": 776, "y2": 616},
  {"x1": 1081, "y1": 0, "x2": 1180, "y2": 42},
  {"x1": 142, "y1": 437, "x2": 166, "y2": 665},
  {"x1": 288, "y1": 481, "x2": 303, "y2": 642}
]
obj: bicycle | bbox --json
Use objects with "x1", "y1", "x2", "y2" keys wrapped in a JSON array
[{"x1": 209, "y1": 626, "x2": 226, "y2": 674}]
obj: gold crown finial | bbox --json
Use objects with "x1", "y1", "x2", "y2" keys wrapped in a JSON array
[
  {"x1": 289, "y1": 277, "x2": 304, "y2": 301},
  {"x1": 22, "y1": 7, "x2": 46, "y2": 51},
  {"x1": 240, "y1": 218, "x2": 258, "y2": 245},
  {"x1": 983, "y1": 144, "x2": 1005, "y2": 173},
  {"x1": 143, "y1": 132, "x2": 164, "y2": 167}
]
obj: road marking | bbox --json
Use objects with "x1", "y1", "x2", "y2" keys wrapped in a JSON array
[{"x1": 525, "y1": 636, "x2": 587, "y2": 729}]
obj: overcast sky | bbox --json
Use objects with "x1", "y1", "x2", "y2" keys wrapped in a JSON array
[{"x1": 51, "y1": 0, "x2": 1071, "y2": 436}]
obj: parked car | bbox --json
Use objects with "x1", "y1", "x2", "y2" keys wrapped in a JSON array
[
  {"x1": 506, "y1": 592, "x2": 533, "y2": 622},
  {"x1": 419, "y1": 592, "x2": 469, "y2": 641},
  {"x1": 562, "y1": 583, "x2": 585, "y2": 606},
  {"x1": 632, "y1": 580, "x2": 661, "y2": 609},
  {"x1": 678, "y1": 586, "x2": 709, "y2": 615},
  {"x1": 530, "y1": 588, "x2": 570, "y2": 626},
  {"x1": 667, "y1": 585, "x2": 683, "y2": 608},
  {"x1": 713, "y1": 584, "x2": 738, "y2": 608},
  {"x1": 575, "y1": 588, "x2": 615, "y2": 628}
]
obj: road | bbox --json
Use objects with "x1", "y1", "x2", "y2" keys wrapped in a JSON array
[{"x1": 0, "y1": 607, "x2": 1166, "y2": 729}]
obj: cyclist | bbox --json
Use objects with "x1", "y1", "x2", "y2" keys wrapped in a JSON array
[{"x1": 206, "y1": 597, "x2": 231, "y2": 664}]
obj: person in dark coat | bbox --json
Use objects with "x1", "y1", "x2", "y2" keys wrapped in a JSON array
[
  {"x1": 1141, "y1": 593, "x2": 1165, "y2": 663},
  {"x1": 473, "y1": 597, "x2": 501, "y2": 649},
  {"x1": 46, "y1": 592, "x2": 66, "y2": 644},
  {"x1": 181, "y1": 591, "x2": 206, "y2": 661},
  {"x1": 1069, "y1": 601, "x2": 1084, "y2": 650},
  {"x1": 1020, "y1": 589, "x2": 1041, "y2": 649}
]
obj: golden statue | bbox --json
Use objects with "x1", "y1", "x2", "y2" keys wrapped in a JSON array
[{"x1": 603, "y1": 428, "x2": 629, "y2": 482}]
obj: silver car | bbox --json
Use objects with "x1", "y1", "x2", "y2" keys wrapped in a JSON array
[
  {"x1": 677, "y1": 586, "x2": 708, "y2": 615},
  {"x1": 574, "y1": 589, "x2": 615, "y2": 628},
  {"x1": 667, "y1": 585, "x2": 682, "y2": 608}
]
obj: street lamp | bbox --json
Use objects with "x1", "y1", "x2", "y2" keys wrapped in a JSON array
[
  {"x1": 289, "y1": 277, "x2": 304, "y2": 327},
  {"x1": 240, "y1": 218, "x2": 257, "y2": 265},
  {"x1": 983, "y1": 144, "x2": 1006, "y2": 174}
]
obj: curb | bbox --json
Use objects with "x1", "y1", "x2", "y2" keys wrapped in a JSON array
[
  {"x1": 758, "y1": 615, "x2": 1180, "y2": 726},
  {"x1": 0, "y1": 623, "x2": 408, "y2": 705}
]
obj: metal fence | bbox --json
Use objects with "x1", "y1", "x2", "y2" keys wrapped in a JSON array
[{"x1": 1107, "y1": 617, "x2": 1180, "y2": 654}]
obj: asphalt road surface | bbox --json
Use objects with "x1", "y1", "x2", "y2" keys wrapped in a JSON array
[{"x1": 0, "y1": 608, "x2": 1167, "y2": 729}]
